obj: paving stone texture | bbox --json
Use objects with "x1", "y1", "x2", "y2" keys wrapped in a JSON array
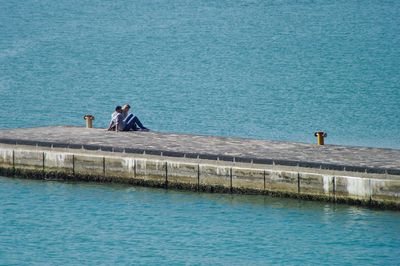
[{"x1": 0, "y1": 126, "x2": 399, "y2": 174}]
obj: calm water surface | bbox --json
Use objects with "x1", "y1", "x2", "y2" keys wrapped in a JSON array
[
  {"x1": 0, "y1": 0, "x2": 399, "y2": 148},
  {"x1": 1, "y1": 177, "x2": 400, "y2": 265}
]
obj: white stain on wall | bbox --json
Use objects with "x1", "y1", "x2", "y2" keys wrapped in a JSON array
[
  {"x1": 345, "y1": 176, "x2": 370, "y2": 197},
  {"x1": 0, "y1": 149, "x2": 13, "y2": 164},
  {"x1": 123, "y1": 158, "x2": 135, "y2": 173},
  {"x1": 45, "y1": 152, "x2": 68, "y2": 168},
  {"x1": 135, "y1": 159, "x2": 147, "y2": 174},
  {"x1": 322, "y1": 175, "x2": 332, "y2": 193},
  {"x1": 216, "y1": 166, "x2": 229, "y2": 176}
]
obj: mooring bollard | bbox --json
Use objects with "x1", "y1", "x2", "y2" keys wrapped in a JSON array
[
  {"x1": 83, "y1": 115, "x2": 95, "y2": 128},
  {"x1": 314, "y1": 131, "x2": 327, "y2": 145}
]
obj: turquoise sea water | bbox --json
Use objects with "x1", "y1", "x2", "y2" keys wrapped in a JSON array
[
  {"x1": 1, "y1": 177, "x2": 400, "y2": 265},
  {"x1": 1, "y1": 1, "x2": 400, "y2": 264},
  {"x1": 0, "y1": 0, "x2": 399, "y2": 148}
]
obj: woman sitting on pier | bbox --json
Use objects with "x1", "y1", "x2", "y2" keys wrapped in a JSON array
[{"x1": 108, "y1": 104, "x2": 149, "y2": 132}]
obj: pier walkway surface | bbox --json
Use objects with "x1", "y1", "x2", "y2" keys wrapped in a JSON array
[{"x1": 0, "y1": 126, "x2": 399, "y2": 175}]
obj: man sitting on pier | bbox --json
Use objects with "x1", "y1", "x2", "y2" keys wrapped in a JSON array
[
  {"x1": 108, "y1": 106, "x2": 123, "y2": 131},
  {"x1": 121, "y1": 104, "x2": 149, "y2": 131},
  {"x1": 107, "y1": 105, "x2": 149, "y2": 132}
]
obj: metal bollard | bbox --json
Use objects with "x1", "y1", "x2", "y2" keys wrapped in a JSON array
[
  {"x1": 314, "y1": 131, "x2": 327, "y2": 145},
  {"x1": 83, "y1": 115, "x2": 95, "y2": 128}
]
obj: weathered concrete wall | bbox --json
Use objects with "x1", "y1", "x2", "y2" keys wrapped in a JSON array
[
  {"x1": 167, "y1": 161, "x2": 198, "y2": 189},
  {"x1": 0, "y1": 145, "x2": 399, "y2": 210}
]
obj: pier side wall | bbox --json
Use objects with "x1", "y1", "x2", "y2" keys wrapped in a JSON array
[{"x1": 0, "y1": 146, "x2": 399, "y2": 210}]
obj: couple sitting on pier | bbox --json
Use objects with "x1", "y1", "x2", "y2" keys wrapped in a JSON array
[{"x1": 108, "y1": 104, "x2": 149, "y2": 132}]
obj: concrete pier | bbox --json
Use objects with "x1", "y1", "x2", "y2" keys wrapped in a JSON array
[{"x1": 0, "y1": 126, "x2": 399, "y2": 209}]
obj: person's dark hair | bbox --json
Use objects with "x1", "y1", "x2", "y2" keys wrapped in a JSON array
[{"x1": 115, "y1": 105, "x2": 122, "y2": 111}]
